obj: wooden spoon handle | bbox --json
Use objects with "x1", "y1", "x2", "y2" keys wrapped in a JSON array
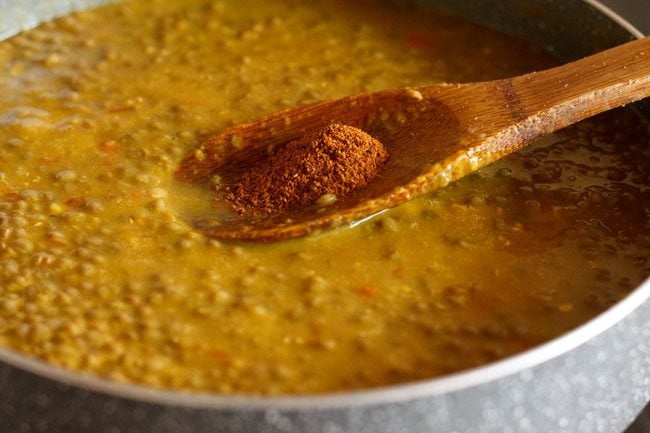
[
  {"x1": 426, "y1": 36, "x2": 650, "y2": 175},
  {"x1": 402, "y1": 37, "x2": 650, "y2": 222},
  {"x1": 510, "y1": 36, "x2": 650, "y2": 126}
]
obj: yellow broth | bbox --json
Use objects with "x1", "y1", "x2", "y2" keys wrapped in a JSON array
[{"x1": 0, "y1": 0, "x2": 648, "y2": 395}]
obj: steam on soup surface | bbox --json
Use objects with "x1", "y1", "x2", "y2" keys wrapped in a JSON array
[{"x1": 0, "y1": 0, "x2": 648, "y2": 395}]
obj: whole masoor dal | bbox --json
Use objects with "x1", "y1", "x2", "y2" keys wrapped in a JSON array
[{"x1": 0, "y1": 0, "x2": 649, "y2": 395}]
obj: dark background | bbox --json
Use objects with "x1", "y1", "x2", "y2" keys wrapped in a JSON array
[{"x1": 600, "y1": 0, "x2": 650, "y2": 33}]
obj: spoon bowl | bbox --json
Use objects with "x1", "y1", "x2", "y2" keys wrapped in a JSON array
[{"x1": 176, "y1": 36, "x2": 650, "y2": 242}]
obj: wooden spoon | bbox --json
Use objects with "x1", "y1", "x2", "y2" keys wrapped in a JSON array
[{"x1": 177, "y1": 36, "x2": 650, "y2": 242}]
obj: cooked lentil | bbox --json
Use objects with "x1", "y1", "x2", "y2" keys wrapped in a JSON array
[{"x1": 0, "y1": 0, "x2": 649, "y2": 395}]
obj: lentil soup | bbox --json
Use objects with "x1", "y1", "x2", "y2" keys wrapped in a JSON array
[{"x1": 0, "y1": 0, "x2": 649, "y2": 395}]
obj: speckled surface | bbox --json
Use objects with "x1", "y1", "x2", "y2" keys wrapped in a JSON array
[{"x1": 0, "y1": 0, "x2": 648, "y2": 432}]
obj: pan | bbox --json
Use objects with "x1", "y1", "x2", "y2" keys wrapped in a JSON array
[{"x1": 0, "y1": 0, "x2": 648, "y2": 432}]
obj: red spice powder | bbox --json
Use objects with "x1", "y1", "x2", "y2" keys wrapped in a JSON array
[{"x1": 224, "y1": 123, "x2": 388, "y2": 215}]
